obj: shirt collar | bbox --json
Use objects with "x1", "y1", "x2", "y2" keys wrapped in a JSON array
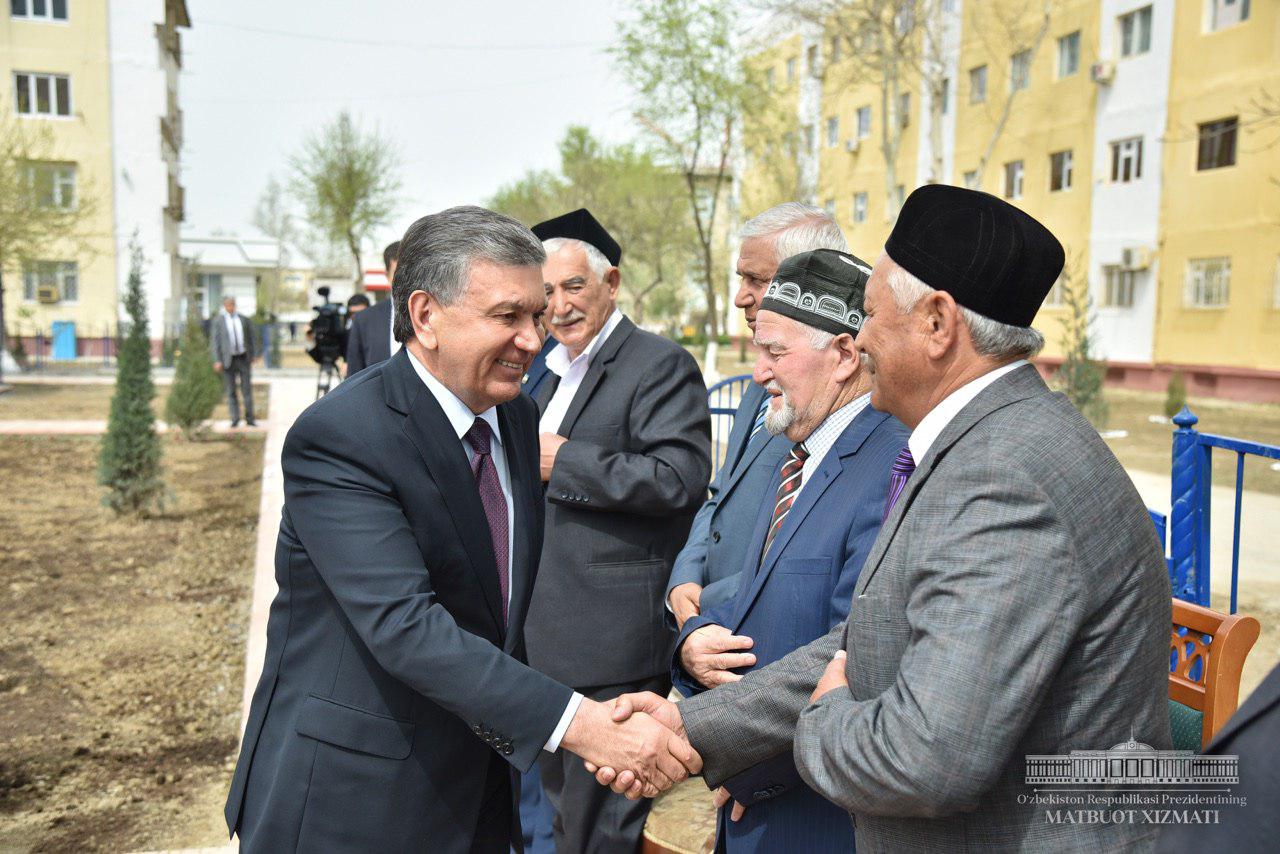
[
  {"x1": 907, "y1": 360, "x2": 1027, "y2": 463},
  {"x1": 545, "y1": 308, "x2": 625, "y2": 378},
  {"x1": 801, "y1": 392, "x2": 871, "y2": 460},
  {"x1": 406, "y1": 349, "x2": 502, "y2": 446}
]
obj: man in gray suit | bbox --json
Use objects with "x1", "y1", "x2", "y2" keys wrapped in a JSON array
[
  {"x1": 209, "y1": 295, "x2": 256, "y2": 427},
  {"x1": 522, "y1": 208, "x2": 712, "y2": 852},
  {"x1": 666, "y1": 203, "x2": 849, "y2": 629},
  {"x1": 592, "y1": 186, "x2": 1172, "y2": 852}
]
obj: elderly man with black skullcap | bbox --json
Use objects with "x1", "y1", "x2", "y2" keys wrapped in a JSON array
[{"x1": 593, "y1": 186, "x2": 1172, "y2": 852}]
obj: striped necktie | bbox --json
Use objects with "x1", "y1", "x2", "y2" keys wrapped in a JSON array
[
  {"x1": 883, "y1": 447, "x2": 916, "y2": 521},
  {"x1": 761, "y1": 442, "x2": 809, "y2": 564}
]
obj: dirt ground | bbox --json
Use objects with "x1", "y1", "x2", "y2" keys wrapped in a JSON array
[
  {"x1": 0, "y1": 384, "x2": 270, "y2": 423},
  {"x1": 0, "y1": 434, "x2": 262, "y2": 853}
]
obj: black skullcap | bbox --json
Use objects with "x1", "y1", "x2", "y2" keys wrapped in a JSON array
[
  {"x1": 531, "y1": 208, "x2": 622, "y2": 266},
  {"x1": 760, "y1": 249, "x2": 874, "y2": 336},
  {"x1": 884, "y1": 184, "x2": 1064, "y2": 328}
]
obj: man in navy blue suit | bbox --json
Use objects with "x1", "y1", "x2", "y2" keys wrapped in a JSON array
[
  {"x1": 224, "y1": 206, "x2": 700, "y2": 853},
  {"x1": 666, "y1": 203, "x2": 851, "y2": 629},
  {"x1": 672, "y1": 249, "x2": 909, "y2": 853}
]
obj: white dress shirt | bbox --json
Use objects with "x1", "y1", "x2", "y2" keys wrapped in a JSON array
[
  {"x1": 796, "y1": 392, "x2": 872, "y2": 496},
  {"x1": 539, "y1": 308, "x2": 625, "y2": 435},
  {"x1": 406, "y1": 349, "x2": 583, "y2": 752},
  {"x1": 907, "y1": 360, "x2": 1028, "y2": 463},
  {"x1": 223, "y1": 310, "x2": 245, "y2": 356}
]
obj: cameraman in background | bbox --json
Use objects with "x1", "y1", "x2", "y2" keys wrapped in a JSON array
[{"x1": 306, "y1": 286, "x2": 348, "y2": 396}]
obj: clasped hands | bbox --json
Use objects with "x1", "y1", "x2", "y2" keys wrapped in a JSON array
[{"x1": 561, "y1": 695, "x2": 701, "y2": 800}]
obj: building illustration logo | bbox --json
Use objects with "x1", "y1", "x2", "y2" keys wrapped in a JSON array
[{"x1": 1026, "y1": 736, "x2": 1238, "y2": 787}]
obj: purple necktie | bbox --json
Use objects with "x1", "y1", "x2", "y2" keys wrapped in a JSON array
[
  {"x1": 464, "y1": 418, "x2": 509, "y2": 623},
  {"x1": 883, "y1": 447, "x2": 916, "y2": 521}
]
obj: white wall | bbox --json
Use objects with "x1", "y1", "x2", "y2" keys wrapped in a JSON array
[
  {"x1": 1086, "y1": 0, "x2": 1173, "y2": 363},
  {"x1": 916, "y1": 1, "x2": 963, "y2": 186}
]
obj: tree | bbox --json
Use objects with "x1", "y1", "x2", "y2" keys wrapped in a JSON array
[
  {"x1": 613, "y1": 0, "x2": 758, "y2": 357},
  {"x1": 489, "y1": 126, "x2": 697, "y2": 326},
  {"x1": 252, "y1": 174, "x2": 297, "y2": 314},
  {"x1": 99, "y1": 239, "x2": 166, "y2": 515},
  {"x1": 289, "y1": 111, "x2": 401, "y2": 289},
  {"x1": 1054, "y1": 256, "x2": 1108, "y2": 428},
  {"x1": 164, "y1": 301, "x2": 223, "y2": 439},
  {"x1": 0, "y1": 110, "x2": 97, "y2": 384}
]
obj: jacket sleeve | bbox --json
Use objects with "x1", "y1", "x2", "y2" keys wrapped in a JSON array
[
  {"x1": 281, "y1": 409, "x2": 574, "y2": 773},
  {"x1": 244, "y1": 316, "x2": 257, "y2": 361},
  {"x1": 792, "y1": 463, "x2": 1085, "y2": 818},
  {"x1": 547, "y1": 346, "x2": 711, "y2": 516}
]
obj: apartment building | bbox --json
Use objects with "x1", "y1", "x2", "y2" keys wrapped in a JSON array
[
  {"x1": 741, "y1": 0, "x2": 1279, "y2": 399},
  {"x1": 2, "y1": 0, "x2": 190, "y2": 358}
]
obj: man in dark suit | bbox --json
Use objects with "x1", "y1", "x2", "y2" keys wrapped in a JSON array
[
  {"x1": 344, "y1": 240, "x2": 400, "y2": 376},
  {"x1": 521, "y1": 209, "x2": 712, "y2": 852},
  {"x1": 1157, "y1": 662, "x2": 1280, "y2": 850},
  {"x1": 666, "y1": 203, "x2": 850, "y2": 629},
  {"x1": 672, "y1": 249, "x2": 908, "y2": 852},
  {"x1": 209, "y1": 295, "x2": 257, "y2": 427},
  {"x1": 224, "y1": 206, "x2": 700, "y2": 853}
]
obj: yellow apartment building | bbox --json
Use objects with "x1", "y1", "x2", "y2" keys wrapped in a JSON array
[
  {"x1": 739, "y1": 0, "x2": 1280, "y2": 400},
  {"x1": 1, "y1": 0, "x2": 189, "y2": 361}
]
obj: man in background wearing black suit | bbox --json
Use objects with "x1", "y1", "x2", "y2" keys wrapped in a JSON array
[{"x1": 345, "y1": 240, "x2": 400, "y2": 376}]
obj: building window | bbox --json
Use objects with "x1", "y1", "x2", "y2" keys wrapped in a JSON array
[
  {"x1": 1044, "y1": 273, "x2": 1067, "y2": 307},
  {"x1": 1010, "y1": 50, "x2": 1031, "y2": 92},
  {"x1": 830, "y1": 35, "x2": 842, "y2": 64},
  {"x1": 11, "y1": 0, "x2": 68, "y2": 21},
  {"x1": 765, "y1": 67, "x2": 775, "y2": 89},
  {"x1": 1185, "y1": 257, "x2": 1230, "y2": 308},
  {"x1": 1110, "y1": 136, "x2": 1143, "y2": 182},
  {"x1": 1103, "y1": 265, "x2": 1137, "y2": 308},
  {"x1": 826, "y1": 116, "x2": 839, "y2": 147},
  {"x1": 941, "y1": 0, "x2": 958, "y2": 11},
  {"x1": 1057, "y1": 31, "x2": 1080, "y2": 77},
  {"x1": 963, "y1": 170, "x2": 979, "y2": 189},
  {"x1": 13, "y1": 71, "x2": 72, "y2": 117},
  {"x1": 969, "y1": 65, "x2": 987, "y2": 103},
  {"x1": 852, "y1": 192, "x2": 868, "y2": 223},
  {"x1": 1197, "y1": 117, "x2": 1237, "y2": 170},
  {"x1": 823, "y1": 198, "x2": 836, "y2": 217},
  {"x1": 1120, "y1": 6, "x2": 1153, "y2": 58},
  {"x1": 1050, "y1": 150, "x2": 1073, "y2": 191},
  {"x1": 786, "y1": 56, "x2": 797, "y2": 83},
  {"x1": 898, "y1": 92, "x2": 911, "y2": 128},
  {"x1": 940, "y1": 77, "x2": 951, "y2": 114},
  {"x1": 22, "y1": 260, "x2": 78, "y2": 303},
  {"x1": 23, "y1": 160, "x2": 76, "y2": 208},
  {"x1": 856, "y1": 105, "x2": 871, "y2": 139},
  {"x1": 1003, "y1": 160, "x2": 1024, "y2": 199},
  {"x1": 1209, "y1": 0, "x2": 1250, "y2": 32}
]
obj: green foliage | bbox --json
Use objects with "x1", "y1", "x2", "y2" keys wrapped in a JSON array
[
  {"x1": 160, "y1": 332, "x2": 178, "y2": 367},
  {"x1": 165, "y1": 307, "x2": 223, "y2": 439},
  {"x1": 289, "y1": 111, "x2": 400, "y2": 286},
  {"x1": 488, "y1": 126, "x2": 697, "y2": 326},
  {"x1": 1164, "y1": 371, "x2": 1187, "y2": 419},
  {"x1": 99, "y1": 240, "x2": 166, "y2": 514},
  {"x1": 1054, "y1": 260, "x2": 1109, "y2": 429}
]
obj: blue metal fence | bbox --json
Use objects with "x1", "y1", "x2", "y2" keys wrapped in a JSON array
[
  {"x1": 1166, "y1": 406, "x2": 1280, "y2": 614},
  {"x1": 706, "y1": 374, "x2": 752, "y2": 477}
]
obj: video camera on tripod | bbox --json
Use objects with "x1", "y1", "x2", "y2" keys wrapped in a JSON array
[{"x1": 308, "y1": 286, "x2": 346, "y2": 397}]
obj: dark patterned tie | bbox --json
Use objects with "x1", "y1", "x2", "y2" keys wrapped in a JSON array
[
  {"x1": 464, "y1": 418, "x2": 509, "y2": 623},
  {"x1": 761, "y1": 442, "x2": 809, "y2": 564},
  {"x1": 883, "y1": 446, "x2": 916, "y2": 521}
]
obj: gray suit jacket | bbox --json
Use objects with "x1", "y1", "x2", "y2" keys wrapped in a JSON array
[
  {"x1": 209, "y1": 311, "x2": 256, "y2": 365},
  {"x1": 524, "y1": 317, "x2": 711, "y2": 688},
  {"x1": 680, "y1": 365, "x2": 1172, "y2": 853}
]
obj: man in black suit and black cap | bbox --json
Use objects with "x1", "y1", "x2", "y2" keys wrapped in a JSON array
[{"x1": 522, "y1": 208, "x2": 712, "y2": 852}]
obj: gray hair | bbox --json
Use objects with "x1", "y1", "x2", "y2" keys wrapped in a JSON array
[
  {"x1": 542, "y1": 237, "x2": 612, "y2": 281},
  {"x1": 740, "y1": 202, "x2": 849, "y2": 263},
  {"x1": 392, "y1": 205, "x2": 546, "y2": 343},
  {"x1": 883, "y1": 260, "x2": 1045, "y2": 360}
]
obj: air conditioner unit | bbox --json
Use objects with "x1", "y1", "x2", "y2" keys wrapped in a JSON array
[
  {"x1": 1090, "y1": 61, "x2": 1116, "y2": 85},
  {"x1": 1120, "y1": 247, "x2": 1152, "y2": 270},
  {"x1": 845, "y1": 138, "x2": 861, "y2": 154},
  {"x1": 36, "y1": 285, "x2": 59, "y2": 304}
]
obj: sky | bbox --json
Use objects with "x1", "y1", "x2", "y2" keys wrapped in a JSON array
[{"x1": 181, "y1": 0, "x2": 639, "y2": 259}]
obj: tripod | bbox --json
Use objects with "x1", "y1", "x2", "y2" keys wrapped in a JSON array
[{"x1": 316, "y1": 357, "x2": 340, "y2": 399}]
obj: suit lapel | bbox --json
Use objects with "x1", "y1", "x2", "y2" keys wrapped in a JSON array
[
  {"x1": 388, "y1": 352, "x2": 506, "y2": 636},
  {"x1": 854, "y1": 364, "x2": 1050, "y2": 596},
  {"x1": 498, "y1": 403, "x2": 529, "y2": 651},
  {"x1": 556, "y1": 318, "x2": 636, "y2": 436}
]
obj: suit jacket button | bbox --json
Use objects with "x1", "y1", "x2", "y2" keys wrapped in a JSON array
[
  {"x1": 712, "y1": 531, "x2": 721, "y2": 543},
  {"x1": 503, "y1": 745, "x2": 514, "y2": 756},
  {"x1": 473, "y1": 724, "x2": 482, "y2": 734}
]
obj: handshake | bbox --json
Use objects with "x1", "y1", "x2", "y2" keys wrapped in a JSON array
[{"x1": 561, "y1": 692, "x2": 696, "y2": 800}]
